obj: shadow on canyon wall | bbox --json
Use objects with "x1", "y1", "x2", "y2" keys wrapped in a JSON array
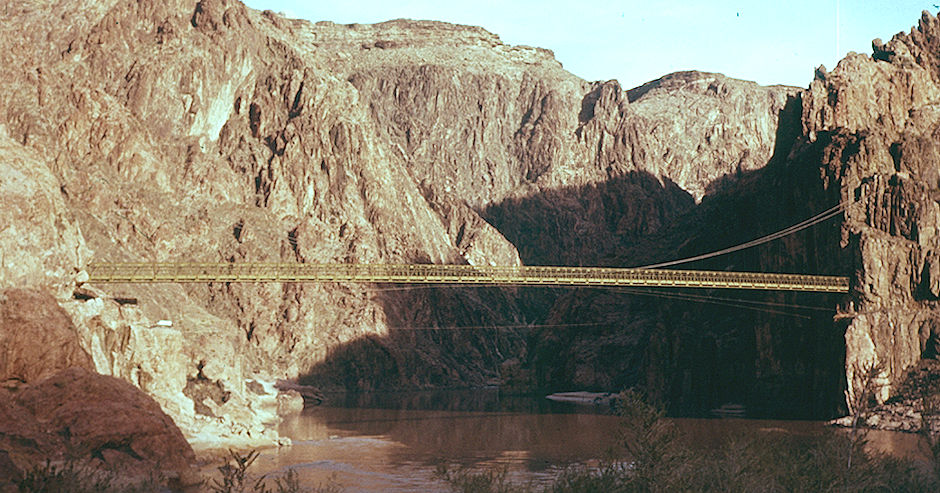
[
  {"x1": 299, "y1": 281, "x2": 527, "y2": 391},
  {"x1": 298, "y1": 171, "x2": 695, "y2": 392},
  {"x1": 301, "y1": 94, "x2": 854, "y2": 419}
]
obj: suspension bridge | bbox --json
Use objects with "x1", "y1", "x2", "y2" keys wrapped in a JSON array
[
  {"x1": 86, "y1": 262, "x2": 848, "y2": 293},
  {"x1": 86, "y1": 200, "x2": 853, "y2": 294}
]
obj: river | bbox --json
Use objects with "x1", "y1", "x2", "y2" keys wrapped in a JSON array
[{"x1": 247, "y1": 390, "x2": 929, "y2": 492}]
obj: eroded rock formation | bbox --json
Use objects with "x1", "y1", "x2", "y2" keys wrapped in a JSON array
[
  {"x1": 521, "y1": 12, "x2": 940, "y2": 417},
  {"x1": 806, "y1": 14, "x2": 940, "y2": 405},
  {"x1": 3, "y1": 0, "x2": 940, "y2": 459}
]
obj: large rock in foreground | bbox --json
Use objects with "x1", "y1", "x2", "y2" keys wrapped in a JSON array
[
  {"x1": 0, "y1": 367, "x2": 198, "y2": 488},
  {"x1": 0, "y1": 288, "x2": 94, "y2": 385}
]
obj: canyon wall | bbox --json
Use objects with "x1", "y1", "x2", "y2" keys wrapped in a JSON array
[
  {"x1": 806, "y1": 14, "x2": 940, "y2": 405},
  {"x1": 4, "y1": 0, "x2": 940, "y2": 456},
  {"x1": 517, "y1": 12, "x2": 940, "y2": 416}
]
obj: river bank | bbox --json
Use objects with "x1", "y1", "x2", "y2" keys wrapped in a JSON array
[{"x1": 237, "y1": 391, "x2": 936, "y2": 492}]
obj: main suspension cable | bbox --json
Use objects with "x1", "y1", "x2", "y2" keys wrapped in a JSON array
[{"x1": 634, "y1": 201, "x2": 850, "y2": 270}]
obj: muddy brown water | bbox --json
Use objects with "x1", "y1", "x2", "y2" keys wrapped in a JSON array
[{"x1": 247, "y1": 390, "x2": 929, "y2": 492}]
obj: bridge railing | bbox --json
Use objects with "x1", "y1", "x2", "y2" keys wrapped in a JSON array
[{"x1": 85, "y1": 262, "x2": 850, "y2": 293}]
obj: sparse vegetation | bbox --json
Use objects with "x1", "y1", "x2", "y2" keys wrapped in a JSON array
[
  {"x1": 15, "y1": 459, "x2": 162, "y2": 493},
  {"x1": 207, "y1": 449, "x2": 342, "y2": 493},
  {"x1": 437, "y1": 388, "x2": 940, "y2": 493},
  {"x1": 207, "y1": 449, "x2": 265, "y2": 493},
  {"x1": 435, "y1": 464, "x2": 532, "y2": 493},
  {"x1": 894, "y1": 358, "x2": 940, "y2": 479},
  {"x1": 13, "y1": 449, "x2": 342, "y2": 493},
  {"x1": 547, "y1": 462, "x2": 631, "y2": 493}
]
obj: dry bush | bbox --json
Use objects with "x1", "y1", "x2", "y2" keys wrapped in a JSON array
[{"x1": 208, "y1": 449, "x2": 340, "y2": 493}]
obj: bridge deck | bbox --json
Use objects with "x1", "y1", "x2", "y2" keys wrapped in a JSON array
[{"x1": 86, "y1": 263, "x2": 849, "y2": 293}]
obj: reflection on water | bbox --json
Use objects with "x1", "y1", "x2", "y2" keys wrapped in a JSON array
[
  {"x1": 281, "y1": 407, "x2": 624, "y2": 466},
  {"x1": 252, "y1": 390, "x2": 929, "y2": 492},
  {"x1": 324, "y1": 388, "x2": 604, "y2": 414}
]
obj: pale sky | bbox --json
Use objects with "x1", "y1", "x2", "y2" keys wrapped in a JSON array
[{"x1": 243, "y1": 0, "x2": 939, "y2": 89}]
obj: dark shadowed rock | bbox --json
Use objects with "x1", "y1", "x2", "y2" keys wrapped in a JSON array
[
  {"x1": 799, "y1": 10, "x2": 940, "y2": 406},
  {"x1": 0, "y1": 288, "x2": 93, "y2": 385},
  {"x1": 1, "y1": 367, "x2": 197, "y2": 486},
  {"x1": 0, "y1": 449, "x2": 21, "y2": 492}
]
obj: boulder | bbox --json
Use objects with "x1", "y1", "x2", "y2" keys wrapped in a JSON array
[
  {"x1": 0, "y1": 288, "x2": 93, "y2": 385},
  {"x1": 1, "y1": 367, "x2": 198, "y2": 487}
]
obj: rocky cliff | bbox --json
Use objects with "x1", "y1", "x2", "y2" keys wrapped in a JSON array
[
  {"x1": 3, "y1": 0, "x2": 940, "y2": 457},
  {"x1": 807, "y1": 14, "x2": 940, "y2": 405},
  {"x1": 520, "y1": 13, "x2": 940, "y2": 418},
  {"x1": 534, "y1": 12, "x2": 940, "y2": 418}
]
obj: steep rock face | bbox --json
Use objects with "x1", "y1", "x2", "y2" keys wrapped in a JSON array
[
  {"x1": 256, "y1": 18, "x2": 800, "y2": 401},
  {"x1": 342, "y1": 33, "x2": 793, "y2": 207},
  {"x1": 0, "y1": 0, "x2": 812, "y2": 444},
  {"x1": 531, "y1": 11, "x2": 940, "y2": 416},
  {"x1": 339, "y1": 28, "x2": 795, "y2": 289},
  {"x1": 324, "y1": 19, "x2": 813, "y2": 417},
  {"x1": 0, "y1": 0, "x2": 530, "y2": 449},
  {"x1": 802, "y1": 12, "x2": 940, "y2": 403},
  {"x1": 58, "y1": 286, "x2": 294, "y2": 451},
  {"x1": 0, "y1": 132, "x2": 88, "y2": 298},
  {"x1": 589, "y1": 72, "x2": 794, "y2": 201}
]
